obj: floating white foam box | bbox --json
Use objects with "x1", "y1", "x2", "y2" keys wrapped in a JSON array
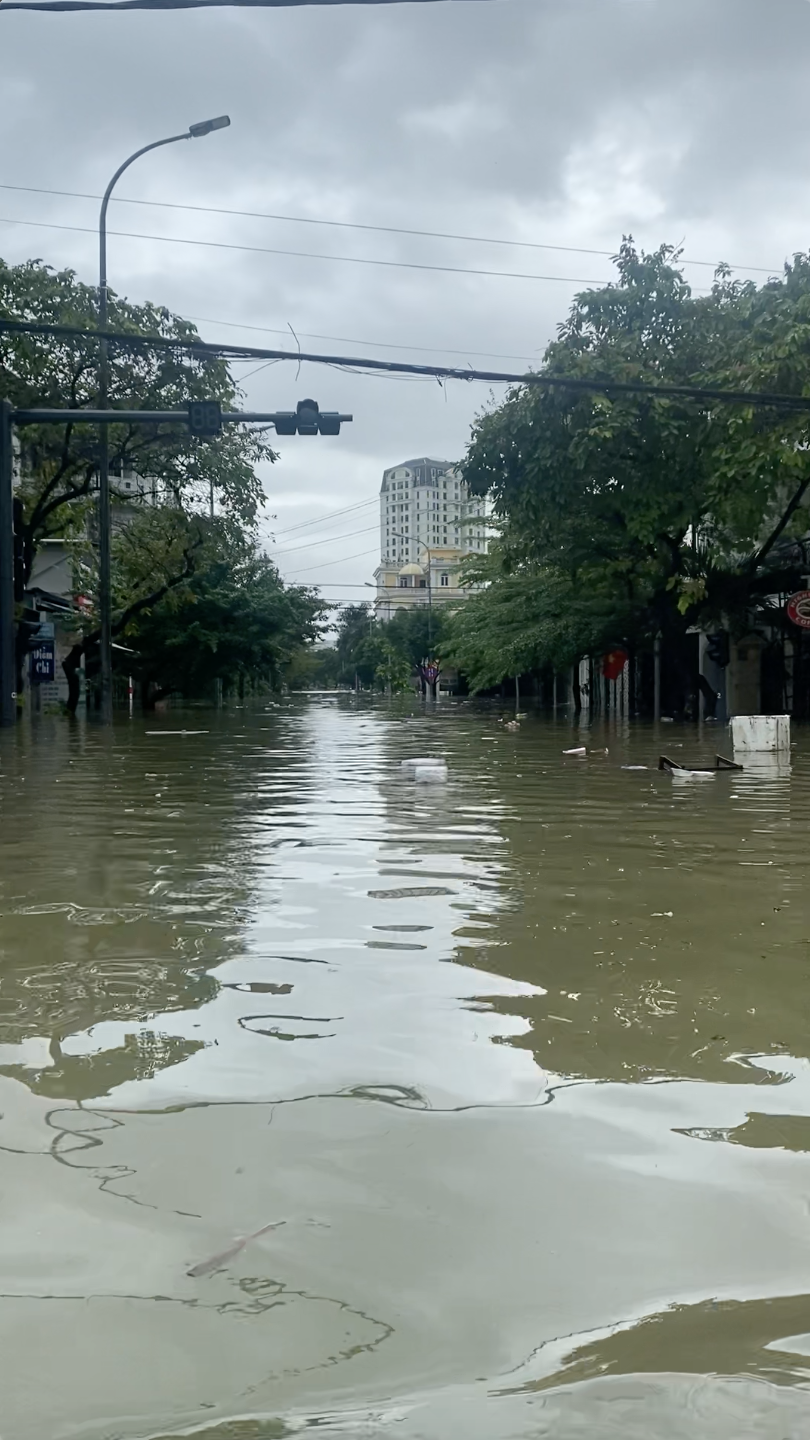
[
  {"x1": 729, "y1": 715, "x2": 790, "y2": 753},
  {"x1": 412, "y1": 766, "x2": 448, "y2": 783}
]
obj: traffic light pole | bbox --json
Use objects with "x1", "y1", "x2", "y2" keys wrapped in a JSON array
[
  {"x1": 0, "y1": 400, "x2": 352, "y2": 726},
  {"x1": 0, "y1": 400, "x2": 16, "y2": 728}
]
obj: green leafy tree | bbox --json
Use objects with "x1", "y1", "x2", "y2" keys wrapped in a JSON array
[
  {"x1": 285, "y1": 645, "x2": 341, "y2": 690},
  {"x1": 0, "y1": 256, "x2": 272, "y2": 586},
  {"x1": 115, "y1": 517, "x2": 326, "y2": 704},
  {"x1": 444, "y1": 562, "x2": 635, "y2": 692},
  {"x1": 373, "y1": 637, "x2": 413, "y2": 694},
  {"x1": 330, "y1": 603, "x2": 449, "y2": 692},
  {"x1": 384, "y1": 606, "x2": 447, "y2": 669},
  {"x1": 333, "y1": 604, "x2": 377, "y2": 686},
  {"x1": 457, "y1": 241, "x2": 810, "y2": 706}
]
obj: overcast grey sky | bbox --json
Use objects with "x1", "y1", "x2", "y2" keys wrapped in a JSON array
[{"x1": 2, "y1": 0, "x2": 810, "y2": 602}]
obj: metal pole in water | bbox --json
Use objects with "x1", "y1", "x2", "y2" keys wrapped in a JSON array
[
  {"x1": 654, "y1": 632, "x2": 662, "y2": 722},
  {"x1": 0, "y1": 401, "x2": 16, "y2": 727}
]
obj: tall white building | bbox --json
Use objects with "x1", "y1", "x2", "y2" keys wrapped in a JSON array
[{"x1": 373, "y1": 457, "x2": 488, "y2": 620}]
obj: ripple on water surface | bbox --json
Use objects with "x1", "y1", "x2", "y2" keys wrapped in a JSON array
[{"x1": 0, "y1": 700, "x2": 809, "y2": 1439}]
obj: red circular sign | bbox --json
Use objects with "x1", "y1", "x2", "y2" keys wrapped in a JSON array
[
  {"x1": 787, "y1": 591, "x2": 810, "y2": 629},
  {"x1": 602, "y1": 648, "x2": 629, "y2": 682}
]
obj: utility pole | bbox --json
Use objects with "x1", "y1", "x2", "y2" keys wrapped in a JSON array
[
  {"x1": 0, "y1": 400, "x2": 15, "y2": 727},
  {"x1": 390, "y1": 530, "x2": 432, "y2": 645},
  {"x1": 426, "y1": 544, "x2": 432, "y2": 648},
  {"x1": 97, "y1": 115, "x2": 231, "y2": 725}
]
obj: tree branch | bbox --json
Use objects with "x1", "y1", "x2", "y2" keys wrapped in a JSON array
[
  {"x1": 33, "y1": 464, "x2": 96, "y2": 531},
  {"x1": 27, "y1": 454, "x2": 83, "y2": 535},
  {"x1": 99, "y1": 530, "x2": 205, "y2": 647},
  {"x1": 750, "y1": 470, "x2": 810, "y2": 572}
]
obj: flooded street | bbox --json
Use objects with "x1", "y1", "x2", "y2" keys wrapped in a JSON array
[{"x1": 1, "y1": 699, "x2": 810, "y2": 1439}]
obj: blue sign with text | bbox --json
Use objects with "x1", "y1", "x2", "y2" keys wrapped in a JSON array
[{"x1": 30, "y1": 640, "x2": 55, "y2": 684}]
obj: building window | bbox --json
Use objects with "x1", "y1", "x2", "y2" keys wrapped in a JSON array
[
  {"x1": 440, "y1": 573, "x2": 449, "y2": 587},
  {"x1": 399, "y1": 577, "x2": 409, "y2": 588}
]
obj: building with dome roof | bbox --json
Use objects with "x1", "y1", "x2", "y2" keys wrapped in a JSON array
[{"x1": 372, "y1": 457, "x2": 488, "y2": 621}]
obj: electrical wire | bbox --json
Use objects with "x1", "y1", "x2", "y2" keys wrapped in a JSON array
[
  {"x1": 0, "y1": 215, "x2": 612, "y2": 287},
  {"x1": 4, "y1": 316, "x2": 810, "y2": 411},
  {"x1": 0, "y1": 182, "x2": 777, "y2": 276},
  {"x1": 1, "y1": 0, "x2": 496, "y2": 10},
  {"x1": 285, "y1": 545, "x2": 381, "y2": 576},
  {"x1": 272, "y1": 496, "x2": 378, "y2": 537},
  {"x1": 195, "y1": 312, "x2": 541, "y2": 367},
  {"x1": 272, "y1": 521, "x2": 379, "y2": 555}
]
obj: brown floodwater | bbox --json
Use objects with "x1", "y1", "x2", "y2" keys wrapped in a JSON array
[{"x1": 1, "y1": 698, "x2": 809, "y2": 1439}]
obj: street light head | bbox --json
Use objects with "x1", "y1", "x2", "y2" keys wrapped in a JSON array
[{"x1": 188, "y1": 115, "x2": 231, "y2": 139}]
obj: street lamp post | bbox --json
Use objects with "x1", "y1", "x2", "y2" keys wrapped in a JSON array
[
  {"x1": 390, "y1": 531, "x2": 432, "y2": 645},
  {"x1": 97, "y1": 115, "x2": 230, "y2": 724}
]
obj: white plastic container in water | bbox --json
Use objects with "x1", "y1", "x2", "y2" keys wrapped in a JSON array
[
  {"x1": 730, "y1": 715, "x2": 790, "y2": 753},
  {"x1": 413, "y1": 766, "x2": 447, "y2": 783}
]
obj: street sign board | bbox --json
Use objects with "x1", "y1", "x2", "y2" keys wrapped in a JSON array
[
  {"x1": 420, "y1": 661, "x2": 440, "y2": 686},
  {"x1": 30, "y1": 638, "x2": 55, "y2": 684},
  {"x1": 787, "y1": 591, "x2": 810, "y2": 629}
]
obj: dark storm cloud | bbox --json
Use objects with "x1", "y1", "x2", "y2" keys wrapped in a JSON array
[
  {"x1": 2, "y1": 0, "x2": 810, "y2": 586},
  {"x1": 5, "y1": 1, "x2": 809, "y2": 220}
]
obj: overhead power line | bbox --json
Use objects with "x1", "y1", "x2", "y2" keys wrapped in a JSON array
[
  {"x1": 0, "y1": 183, "x2": 777, "y2": 276},
  {"x1": 2, "y1": 0, "x2": 496, "y2": 10},
  {"x1": 191, "y1": 312, "x2": 541, "y2": 368},
  {"x1": 272, "y1": 496, "x2": 378, "y2": 537},
  {"x1": 273, "y1": 521, "x2": 379, "y2": 555},
  {"x1": 0, "y1": 214, "x2": 610, "y2": 288},
  {"x1": 285, "y1": 545, "x2": 381, "y2": 576},
  {"x1": 3, "y1": 316, "x2": 810, "y2": 411}
]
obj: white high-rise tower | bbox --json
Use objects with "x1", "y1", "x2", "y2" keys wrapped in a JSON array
[{"x1": 372, "y1": 457, "x2": 487, "y2": 620}]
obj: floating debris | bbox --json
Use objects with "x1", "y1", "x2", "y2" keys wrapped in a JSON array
[
  {"x1": 368, "y1": 886, "x2": 455, "y2": 899},
  {"x1": 146, "y1": 730, "x2": 209, "y2": 736},
  {"x1": 400, "y1": 758, "x2": 448, "y2": 782},
  {"x1": 659, "y1": 754, "x2": 743, "y2": 775},
  {"x1": 187, "y1": 1220, "x2": 285, "y2": 1278}
]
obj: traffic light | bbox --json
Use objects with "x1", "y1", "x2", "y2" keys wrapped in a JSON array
[
  {"x1": 295, "y1": 399, "x2": 320, "y2": 436},
  {"x1": 273, "y1": 401, "x2": 344, "y2": 436},
  {"x1": 706, "y1": 631, "x2": 730, "y2": 668}
]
